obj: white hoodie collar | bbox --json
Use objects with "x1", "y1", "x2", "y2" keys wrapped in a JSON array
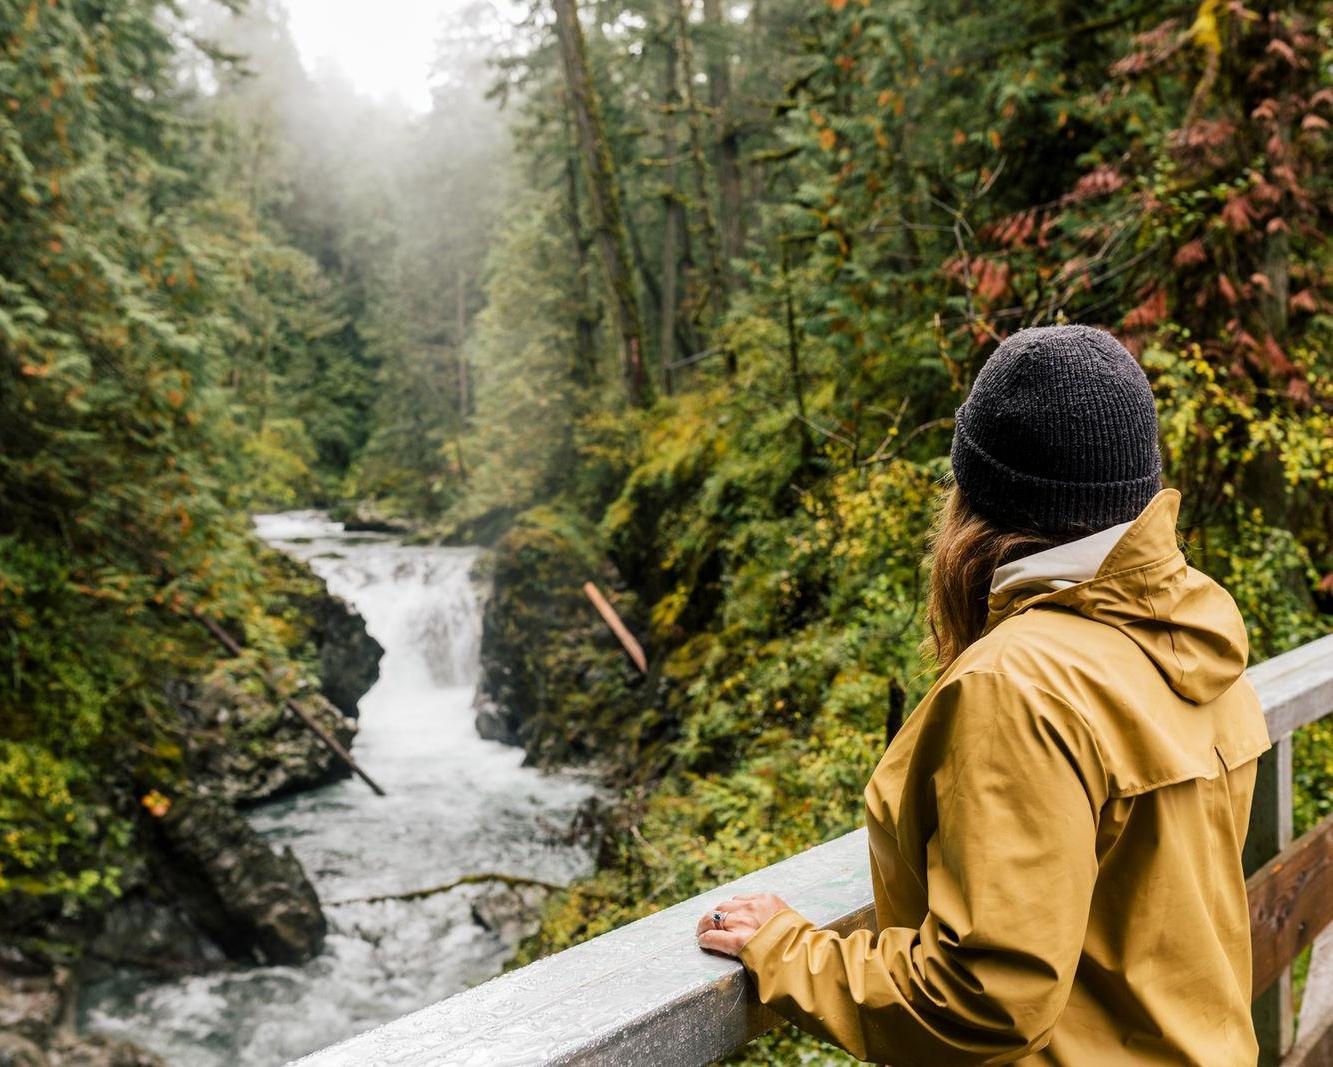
[{"x1": 990, "y1": 519, "x2": 1136, "y2": 595}]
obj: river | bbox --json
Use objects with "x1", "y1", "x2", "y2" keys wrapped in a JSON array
[{"x1": 81, "y1": 512, "x2": 595, "y2": 1066}]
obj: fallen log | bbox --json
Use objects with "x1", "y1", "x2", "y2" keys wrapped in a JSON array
[
  {"x1": 326, "y1": 872, "x2": 566, "y2": 907},
  {"x1": 583, "y1": 581, "x2": 647, "y2": 673}
]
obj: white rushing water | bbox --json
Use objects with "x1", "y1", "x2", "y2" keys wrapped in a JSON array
[{"x1": 82, "y1": 512, "x2": 594, "y2": 1066}]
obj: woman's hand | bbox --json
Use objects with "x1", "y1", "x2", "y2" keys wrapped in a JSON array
[{"x1": 695, "y1": 892, "x2": 790, "y2": 958}]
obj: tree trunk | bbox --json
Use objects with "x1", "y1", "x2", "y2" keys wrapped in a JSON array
[
  {"x1": 552, "y1": 0, "x2": 648, "y2": 406},
  {"x1": 560, "y1": 120, "x2": 601, "y2": 389},
  {"x1": 660, "y1": 34, "x2": 683, "y2": 393},
  {"x1": 455, "y1": 264, "x2": 470, "y2": 418},
  {"x1": 702, "y1": 0, "x2": 744, "y2": 276},
  {"x1": 674, "y1": 0, "x2": 726, "y2": 340},
  {"x1": 782, "y1": 238, "x2": 812, "y2": 458}
]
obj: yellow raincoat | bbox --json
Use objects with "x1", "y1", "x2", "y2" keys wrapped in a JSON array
[{"x1": 739, "y1": 490, "x2": 1270, "y2": 1065}]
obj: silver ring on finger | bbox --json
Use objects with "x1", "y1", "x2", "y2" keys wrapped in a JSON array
[{"x1": 712, "y1": 910, "x2": 725, "y2": 930}]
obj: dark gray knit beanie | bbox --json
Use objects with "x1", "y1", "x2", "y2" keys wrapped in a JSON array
[{"x1": 950, "y1": 325, "x2": 1162, "y2": 535}]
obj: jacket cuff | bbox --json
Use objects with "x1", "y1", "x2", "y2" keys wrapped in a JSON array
[{"x1": 739, "y1": 907, "x2": 813, "y2": 974}]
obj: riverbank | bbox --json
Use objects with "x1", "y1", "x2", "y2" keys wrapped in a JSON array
[
  {"x1": 1, "y1": 534, "x2": 382, "y2": 1067},
  {"x1": 67, "y1": 513, "x2": 594, "y2": 1066}
]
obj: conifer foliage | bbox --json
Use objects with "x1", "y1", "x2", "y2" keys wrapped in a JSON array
[{"x1": 0, "y1": 1, "x2": 366, "y2": 909}]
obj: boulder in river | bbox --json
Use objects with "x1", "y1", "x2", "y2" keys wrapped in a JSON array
[
  {"x1": 470, "y1": 883, "x2": 550, "y2": 946},
  {"x1": 87, "y1": 890, "x2": 223, "y2": 974},
  {"x1": 153, "y1": 794, "x2": 326, "y2": 966},
  {"x1": 300, "y1": 588, "x2": 384, "y2": 721}
]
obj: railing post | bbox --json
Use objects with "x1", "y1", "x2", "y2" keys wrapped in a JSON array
[{"x1": 1246, "y1": 735, "x2": 1294, "y2": 1065}]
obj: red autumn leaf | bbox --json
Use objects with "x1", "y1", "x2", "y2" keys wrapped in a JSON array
[
  {"x1": 1318, "y1": 572, "x2": 1333, "y2": 595},
  {"x1": 1263, "y1": 335, "x2": 1294, "y2": 375},
  {"x1": 1068, "y1": 165, "x2": 1124, "y2": 202},
  {"x1": 1221, "y1": 194, "x2": 1253, "y2": 231},
  {"x1": 1266, "y1": 217, "x2": 1288, "y2": 234},
  {"x1": 1173, "y1": 240, "x2": 1207, "y2": 267},
  {"x1": 1037, "y1": 214, "x2": 1055, "y2": 248},
  {"x1": 1301, "y1": 113, "x2": 1329, "y2": 131},
  {"x1": 1272, "y1": 164, "x2": 1300, "y2": 192},
  {"x1": 1251, "y1": 179, "x2": 1281, "y2": 205},
  {"x1": 1182, "y1": 119, "x2": 1235, "y2": 150},
  {"x1": 1249, "y1": 272, "x2": 1273, "y2": 295},
  {"x1": 1011, "y1": 211, "x2": 1035, "y2": 246},
  {"x1": 975, "y1": 258, "x2": 1011, "y2": 302},
  {"x1": 1265, "y1": 38, "x2": 1298, "y2": 66},
  {"x1": 1289, "y1": 289, "x2": 1318, "y2": 313},
  {"x1": 1250, "y1": 99, "x2": 1279, "y2": 123},
  {"x1": 141, "y1": 791, "x2": 172, "y2": 818},
  {"x1": 1218, "y1": 274, "x2": 1239, "y2": 304},
  {"x1": 1124, "y1": 287, "x2": 1167, "y2": 330},
  {"x1": 1111, "y1": 51, "x2": 1149, "y2": 77}
]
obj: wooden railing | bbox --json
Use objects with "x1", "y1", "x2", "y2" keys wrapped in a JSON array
[
  {"x1": 1245, "y1": 635, "x2": 1333, "y2": 1066},
  {"x1": 290, "y1": 633, "x2": 1333, "y2": 1067}
]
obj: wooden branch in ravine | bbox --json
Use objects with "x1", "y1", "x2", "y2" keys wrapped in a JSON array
[
  {"x1": 583, "y1": 581, "x2": 648, "y2": 673},
  {"x1": 326, "y1": 872, "x2": 566, "y2": 908}
]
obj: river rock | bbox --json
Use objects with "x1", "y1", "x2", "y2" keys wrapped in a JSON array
[
  {"x1": 88, "y1": 891, "x2": 223, "y2": 973},
  {"x1": 45, "y1": 1033, "x2": 165, "y2": 1067},
  {"x1": 0, "y1": 956, "x2": 163, "y2": 1067},
  {"x1": 327, "y1": 500, "x2": 411, "y2": 536},
  {"x1": 475, "y1": 509, "x2": 644, "y2": 768},
  {"x1": 303, "y1": 589, "x2": 383, "y2": 720},
  {"x1": 173, "y1": 678, "x2": 360, "y2": 806},
  {"x1": 154, "y1": 795, "x2": 325, "y2": 965},
  {"x1": 0, "y1": 1033, "x2": 47, "y2": 1067},
  {"x1": 0, "y1": 968, "x2": 63, "y2": 1045},
  {"x1": 470, "y1": 884, "x2": 550, "y2": 945},
  {"x1": 473, "y1": 695, "x2": 519, "y2": 747}
]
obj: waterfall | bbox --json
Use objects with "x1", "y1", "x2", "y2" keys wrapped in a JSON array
[{"x1": 81, "y1": 513, "x2": 593, "y2": 1066}]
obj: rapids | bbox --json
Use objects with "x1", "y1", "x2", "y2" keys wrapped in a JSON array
[{"x1": 80, "y1": 512, "x2": 594, "y2": 1066}]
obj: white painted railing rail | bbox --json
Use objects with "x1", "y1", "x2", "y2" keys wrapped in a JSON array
[{"x1": 290, "y1": 633, "x2": 1333, "y2": 1067}]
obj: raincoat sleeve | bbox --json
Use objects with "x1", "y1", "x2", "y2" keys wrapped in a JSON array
[{"x1": 738, "y1": 670, "x2": 1108, "y2": 1065}]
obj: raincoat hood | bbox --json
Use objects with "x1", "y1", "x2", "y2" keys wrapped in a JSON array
[{"x1": 985, "y1": 488, "x2": 1249, "y2": 704}]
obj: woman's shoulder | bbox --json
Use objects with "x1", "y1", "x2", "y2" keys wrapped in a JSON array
[{"x1": 942, "y1": 608, "x2": 1268, "y2": 799}]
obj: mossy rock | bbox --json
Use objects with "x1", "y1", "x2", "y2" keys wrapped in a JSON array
[{"x1": 476, "y1": 506, "x2": 658, "y2": 771}]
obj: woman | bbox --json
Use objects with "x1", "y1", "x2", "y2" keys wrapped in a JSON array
[{"x1": 697, "y1": 325, "x2": 1270, "y2": 1065}]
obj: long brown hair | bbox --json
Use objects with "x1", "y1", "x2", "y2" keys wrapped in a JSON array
[{"x1": 923, "y1": 486, "x2": 1064, "y2": 671}]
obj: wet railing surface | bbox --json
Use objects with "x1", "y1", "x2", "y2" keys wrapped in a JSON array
[{"x1": 291, "y1": 633, "x2": 1333, "y2": 1067}]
